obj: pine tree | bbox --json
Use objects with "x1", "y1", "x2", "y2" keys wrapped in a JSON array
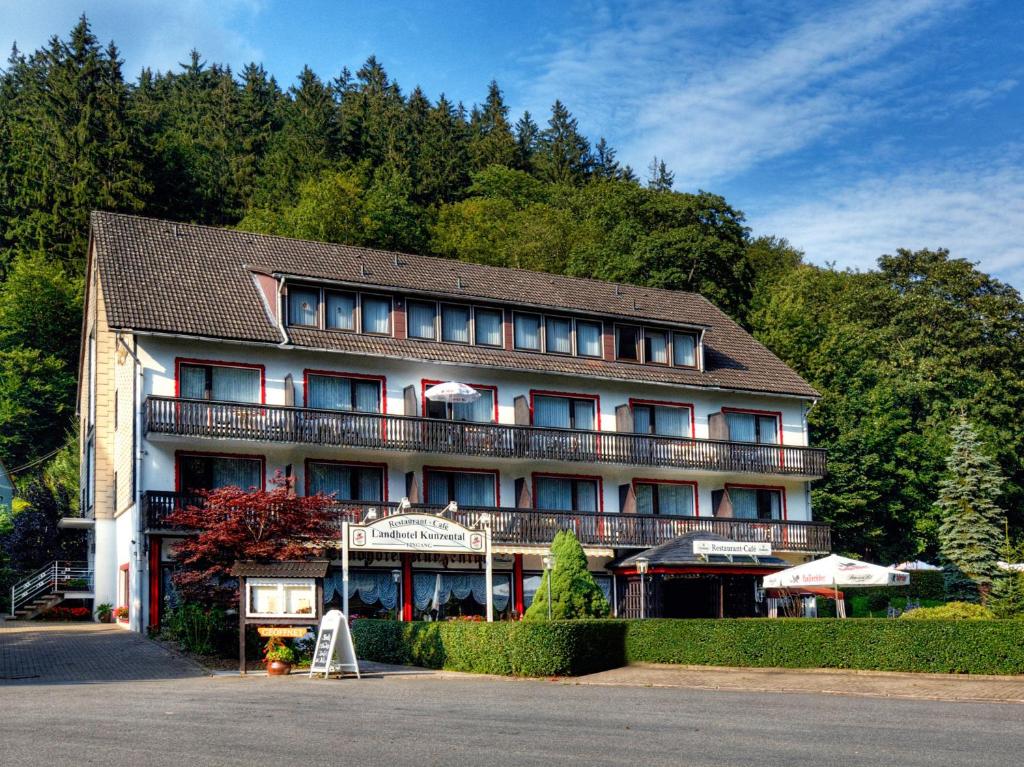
[
  {"x1": 416, "y1": 94, "x2": 469, "y2": 204},
  {"x1": 592, "y1": 137, "x2": 621, "y2": 180},
  {"x1": 646, "y1": 156, "x2": 674, "y2": 191},
  {"x1": 468, "y1": 80, "x2": 516, "y2": 171},
  {"x1": 935, "y1": 416, "x2": 1006, "y2": 601},
  {"x1": 535, "y1": 100, "x2": 592, "y2": 185},
  {"x1": 524, "y1": 529, "x2": 610, "y2": 620},
  {"x1": 513, "y1": 110, "x2": 539, "y2": 172}
]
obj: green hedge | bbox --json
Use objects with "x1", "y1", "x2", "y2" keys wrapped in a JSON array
[
  {"x1": 626, "y1": 619, "x2": 1024, "y2": 675},
  {"x1": 352, "y1": 619, "x2": 626, "y2": 676}
]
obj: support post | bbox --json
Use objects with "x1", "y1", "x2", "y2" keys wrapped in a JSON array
[
  {"x1": 341, "y1": 521, "x2": 350, "y2": 619},
  {"x1": 238, "y1": 575, "x2": 246, "y2": 676},
  {"x1": 512, "y1": 554, "x2": 524, "y2": 616},
  {"x1": 485, "y1": 526, "x2": 493, "y2": 622},
  {"x1": 401, "y1": 554, "x2": 413, "y2": 621}
]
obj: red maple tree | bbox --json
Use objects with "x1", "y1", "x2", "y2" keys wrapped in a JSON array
[{"x1": 166, "y1": 474, "x2": 340, "y2": 605}]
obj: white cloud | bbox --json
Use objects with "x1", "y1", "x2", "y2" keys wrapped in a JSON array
[
  {"x1": 0, "y1": 1, "x2": 265, "y2": 75},
  {"x1": 753, "y1": 156, "x2": 1024, "y2": 288}
]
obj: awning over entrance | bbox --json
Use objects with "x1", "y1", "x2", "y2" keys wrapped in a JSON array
[{"x1": 613, "y1": 531, "x2": 787, "y2": 574}]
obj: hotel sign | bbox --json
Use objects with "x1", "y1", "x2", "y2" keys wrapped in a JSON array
[
  {"x1": 349, "y1": 513, "x2": 485, "y2": 554},
  {"x1": 693, "y1": 539, "x2": 772, "y2": 557}
]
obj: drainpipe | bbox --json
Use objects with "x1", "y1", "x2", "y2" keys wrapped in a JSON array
[
  {"x1": 117, "y1": 331, "x2": 145, "y2": 633},
  {"x1": 803, "y1": 398, "x2": 819, "y2": 525}
]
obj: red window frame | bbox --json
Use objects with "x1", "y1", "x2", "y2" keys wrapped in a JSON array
[
  {"x1": 720, "y1": 407, "x2": 784, "y2": 445},
  {"x1": 303, "y1": 369, "x2": 388, "y2": 413},
  {"x1": 304, "y1": 458, "x2": 389, "y2": 501},
  {"x1": 421, "y1": 379, "x2": 499, "y2": 423},
  {"x1": 174, "y1": 450, "x2": 267, "y2": 492},
  {"x1": 628, "y1": 398, "x2": 695, "y2": 438},
  {"x1": 528, "y1": 389, "x2": 601, "y2": 431},
  {"x1": 632, "y1": 477, "x2": 699, "y2": 516},
  {"x1": 174, "y1": 357, "x2": 266, "y2": 403},
  {"x1": 531, "y1": 471, "x2": 604, "y2": 513},
  {"x1": 422, "y1": 465, "x2": 501, "y2": 507},
  {"x1": 723, "y1": 483, "x2": 788, "y2": 520}
]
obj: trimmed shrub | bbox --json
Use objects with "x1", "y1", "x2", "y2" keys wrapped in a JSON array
[
  {"x1": 899, "y1": 602, "x2": 995, "y2": 620},
  {"x1": 353, "y1": 619, "x2": 626, "y2": 676},
  {"x1": 524, "y1": 530, "x2": 610, "y2": 621},
  {"x1": 164, "y1": 602, "x2": 228, "y2": 655},
  {"x1": 625, "y1": 619, "x2": 1024, "y2": 675}
]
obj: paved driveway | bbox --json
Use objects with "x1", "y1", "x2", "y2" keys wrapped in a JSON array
[{"x1": 0, "y1": 621, "x2": 204, "y2": 684}]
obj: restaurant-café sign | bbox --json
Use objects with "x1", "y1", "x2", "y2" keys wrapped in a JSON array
[
  {"x1": 349, "y1": 513, "x2": 485, "y2": 554},
  {"x1": 693, "y1": 539, "x2": 772, "y2": 557}
]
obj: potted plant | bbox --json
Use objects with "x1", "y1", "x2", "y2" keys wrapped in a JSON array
[
  {"x1": 95, "y1": 603, "x2": 114, "y2": 623},
  {"x1": 264, "y1": 638, "x2": 296, "y2": 676},
  {"x1": 114, "y1": 605, "x2": 129, "y2": 622}
]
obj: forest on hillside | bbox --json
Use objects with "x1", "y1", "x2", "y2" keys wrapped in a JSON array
[{"x1": 1, "y1": 18, "x2": 1022, "y2": 562}]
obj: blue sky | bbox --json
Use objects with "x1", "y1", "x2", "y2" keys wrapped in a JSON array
[{"x1": 4, "y1": 1, "x2": 1023, "y2": 287}]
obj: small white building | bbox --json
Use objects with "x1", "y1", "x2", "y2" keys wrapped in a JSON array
[{"x1": 77, "y1": 212, "x2": 828, "y2": 630}]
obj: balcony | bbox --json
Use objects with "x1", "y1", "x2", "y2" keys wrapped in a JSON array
[
  {"x1": 144, "y1": 396, "x2": 827, "y2": 479},
  {"x1": 142, "y1": 491, "x2": 831, "y2": 554}
]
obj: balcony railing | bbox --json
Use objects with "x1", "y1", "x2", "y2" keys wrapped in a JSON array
[
  {"x1": 142, "y1": 491, "x2": 831, "y2": 553},
  {"x1": 144, "y1": 396, "x2": 826, "y2": 478}
]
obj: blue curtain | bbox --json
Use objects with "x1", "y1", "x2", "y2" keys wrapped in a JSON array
[
  {"x1": 442, "y1": 305, "x2": 471, "y2": 343},
  {"x1": 453, "y1": 472, "x2": 495, "y2": 506},
  {"x1": 426, "y1": 474, "x2": 449, "y2": 505},
  {"x1": 575, "y1": 480, "x2": 598, "y2": 512},
  {"x1": 576, "y1": 321, "x2": 602, "y2": 357},
  {"x1": 730, "y1": 488, "x2": 758, "y2": 519},
  {"x1": 412, "y1": 573, "x2": 510, "y2": 612},
  {"x1": 325, "y1": 292, "x2": 356, "y2": 330},
  {"x1": 288, "y1": 288, "x2": 319, "y2": 326},
  {"x1": 726, "y1": 412, "x2": 757, "y2": 442},
  {"x1": 308, "y1": 462, "x2": 350, "y2": 497},
  {"x1": 324, "y1": 572, "x2": 398, "y2": 610},
  {"x1": 534, "y1": 396, "x2": 570, "y2": 428},
  {"x1": 408, "y1": 301, "x2": 437, "y2": 339},
  {"x1": 633, "y1": 406, "x2": 652, "y2": 434},
  {"x1": 636, "y1": 483, "x2": 654, "y2": 514},
  {"x1": 475, "y1": 310, "x2": 503, "y2": 346},
  {"x1": 673, "y1": 333, "x2": 696, "y2": 366},
  {"x1": 353, "y1": 380, "x2": 381, "y2": 412},
  {"x1": 545, "y1": 317, "x2": 572, "y2": 353},
  {"x1": 308, "y1": 375, "x2": 351, "y2": 410},
  {"x1": 211, "y1": 458, "x2": 261, "y2": 490},
  {"x1": 362, "y1": 296, "x2": 391, "y2": 334},
  {"x1": 572, "y1": 400, "x2": 595, "y2": 430},
  {"x1": 211, "y1": 367, "x2": 260, "y2": 403},
  {"x1": 647, "y1": 331, "x2": 669, "y2": 363},
  {"x1": 757, "y1": 415, "x2": 779, "y2": 445},
  {"x1": 179, "y1": 365, "x2": 206, "y2": 399},
  {"x1": 654, "y1": 406, "x2": 688, "y2": 437},
  {"x1": 535, "y1": 477, "x2": 573, "y2": 510},
  {"x1": 514, "y1": 314, "x2": 540, "y2": 349},
  {"x1": 659, "y1": 484, "x2": 693, "y2": 515},
  {"x1": 453, "y1": 390, "x2": 493, "y2": 422}
]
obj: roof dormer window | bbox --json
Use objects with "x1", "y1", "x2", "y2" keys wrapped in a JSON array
[{"x1": 288, "y1": 287, "x2": 320, "y2": 327}]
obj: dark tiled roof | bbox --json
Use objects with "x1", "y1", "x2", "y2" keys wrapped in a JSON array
[
  {"x1": 230, "y1": 560, "x2": 331, "y2": 578},
  {"x1": 616, "y1": 532, "x2": 786, "y2": 569},
  {"x1": 91, "y1": 211, "x2": 818, "y2": 398}
]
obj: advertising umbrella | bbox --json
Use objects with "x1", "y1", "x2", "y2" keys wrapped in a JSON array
[{"x1": 762, "y1": 554, "x2": 910, "y2": 617}]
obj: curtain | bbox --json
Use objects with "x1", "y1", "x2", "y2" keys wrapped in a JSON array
[
  {"x1": 362, "y1": 296, "x2": 391, "y2": 334},
  {"x1": 426, "y1": 474, "x2": 449, "y2": 505},
  {"x1": 308, "y1": 462, "x2": 350, "y2": 497},
  {"x1": 633, "y1": 406, "x2": 652, "y2": 434},
  {"x1": 654, "y1": 406, "x2": 688, "y2": 437},
  {"x1": 647, "y1": 331, "x2": 669, "y2": 363},
  {"x1": 514, "y1": 314, "x2": 540, "y2": 349},
  {"x1": 358, "y1": 469, "x2": 383, "y2": 501},
  {"x1": 453, "y1": 472, "x2": 495, "y2": 506},
  {"x1": 593, "y1": 575, "x2": 612, "y2": 604},
  {"x1": 475, "y1": 310, "x2": 503, "y2": 346},
  {"x1": 211, "y1": 367, "x2": 260, "y2": 403},
  {"x1": 576, "y1": 321, "x2": 602, "y2": 357},
  {"x1": 535, "y1": 477, "x2": 573, "y2": 510},
  {"x1": 442, "y1": 305, "x2": 471, "y2": 343},
  {"x1": 726, "y1": 412, "x2": 757, "y2": 442},
  {"x1": 545, "y1": 317, "x2": 572, "y2": 353},
  {"x1": 408, "y1": 302, "x2": 436, "y2": 339},
  {"x1": 636, "y1": 483, "x2": 655, "y2": 515},
  {"x1": 730, "y1": 488, "x2": 758, "y2": 519},
  {"x1": 572, "y1": 399, "x2": 595, "y2": 430},
  {"x1": 764, "y1": 490, "x2": 781, "y2": 520},
  {"x1": 575, "y1": 480, "x2": 598, "y2": 512},
  {"x1": 211, "y1": 457, "x2": 261, "y2": 490},
  {"x1": 353, "y1": 380, "x2": 380, "y2": 412},
  {"x1": 288, "y1": 288, "x2": 319, "y2": 326},
  {"x1": 308, "y1": 375, "x2": 351, "y2": 410},
  {"x1": 323, "y1": 572, "x2": 398, "y2": 610},
  {"x1": 179, "y1": 365, "x2": 207, "y2": 399},
  {"x1": 523, "y1": 574, "x2": 543, "y2": 607},
  {"x1": 534, "y1": 396, "x2": 570, "y2": 428},
  {"x1": 325, "y1": 292, "x2": 355, "y2": 330},
  {"x1": 758, "y1": 415, "x2": 779, "y2": 445},
  {"x1": 412, "y1": 573, "x2": 510, "y2": 612},
  {"x1": 659, "y1": 484, "x2": 693, "y2": 516},
  {"x1": 673, "y1": 333, "x2": 696, "y2": 366},
  {"x1": 453, "y1": 390, "x2": 493, "y2": 422}
]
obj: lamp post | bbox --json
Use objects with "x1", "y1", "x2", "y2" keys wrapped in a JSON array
[
  {"x1": 542, "y1": 554, "x2": 555, "y2": 621},
  {"x1": 391, "y1": 569, "x2": 402, "y2": 621},
  {"x1": 635, "y1": 557, "x2": 650, "y2": 620}
]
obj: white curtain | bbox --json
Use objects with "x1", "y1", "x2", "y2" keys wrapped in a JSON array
[
  {"x1": 535, "y1": 477, "x2": 573, "y2": 510},
  {"x1": 324, "y1": 572, "x2": 398, "y2": 610},
  {"x1": 412, "y1": 573, "x2": 510, "y2": 612},
  {"x1": 325, "y1": 292, "x2": 355, "y2": 330},
  {"x1": 523, "y1": 574, "x2": 543, "y2": 607},
  {"x1": 442, "y1": 305, "x2": 471, "y2": 343},
  {"x1": 453, "y1": 390, "x2": 494, "y2": 422},
  {"x1": 289, "y1": 288, "x2": 319, "y2": 326},
  {"x1": 673, "y1": 333, "x2": 696, "y2": 366},
  {"x1": 730, "y1": 488, "x2": 759, "y2": 519},
  {"x1": 576, "y1": 321, "x2": 602, "y2": 357},
  {"x1": 647, "y1": 331, "x2": 669, "y2": 363},
  {"x1": 654, "y1": 406, "x2": 688, "y2": 437},
  {"x1": 408, "y1": 302, "x2": 437, "y2": 339},
  {"x1": 179, "y1": 365, "x2": 207, "y2": 399},
  {"x1": 475, "y1": 310, "x2": 503, "y2": 346},
  {"x1": 534, "y1": 396, "x2": 570, "y2": 428},
  {"x1": 545, "y1": 317, "x2": 572, "y2": 353},
  {"x1": 308, "y1": 375, "x2": 351, "y2": 410},
  {"x1": 726, "y1": 412, "x2": 757, "y2": 442},
  {"x1": 362, "y1": 296, "x2": 391, "y2": 334},
  {"x1": 211, "y1": 367, "x2": 260, "y2": 403},
  {"x1": 514, "y1": 314, "x2": 540, "y2": 349}
]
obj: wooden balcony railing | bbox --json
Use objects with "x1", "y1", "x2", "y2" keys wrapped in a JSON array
[
  {"x1": 144, "y1": 396, "x2": 827, "y2": 478},
  {"x1": 142, "y1": 491, "x2": 831, "y2": 553}
]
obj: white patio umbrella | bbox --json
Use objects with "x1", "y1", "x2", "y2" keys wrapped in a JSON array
[
  {"x1": 763, "y1": 554, "x2": 910, "y2": 617},
  {"x1": 424, "y1": 381, "x2": 481, "y2": 404},
  {"x1": 894, "y1": 560, "x2": 940, "y2": 571}
]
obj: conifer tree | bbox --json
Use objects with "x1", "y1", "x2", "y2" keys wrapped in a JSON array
[
  {"x1": 646, "y1": 156, "x2": 674, "y2": 191},
  {"x1": 513, "y1": 110, "x2": 539, "y2": 172},
  {"x1": 468, "y1": 80, "x2": 517, "y2": 171},
  {"x1": 592, "y1": 137, "x2": 622, "y2": 180},
  {"x1": 535, "y1": 100, "x2": 592, "y2": 185},
  {"x1": 524, "y1": 529, "x2": 610, "y2": 620},
  {"x1": 416, "y1": 94, "x2": 469, "y2": 203},
  {"x1": 936, "y1": 416, "x2": 1006, "y2": 601}
]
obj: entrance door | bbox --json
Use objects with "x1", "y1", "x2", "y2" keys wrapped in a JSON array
[{"x1": 659, "y1": 576, "x2": 718, "y2": 618}]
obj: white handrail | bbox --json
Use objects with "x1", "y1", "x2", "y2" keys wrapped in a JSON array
[{"x1": 9, "y1": 560, "x2": 93, "y2": 617}]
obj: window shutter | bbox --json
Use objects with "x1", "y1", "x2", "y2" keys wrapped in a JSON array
[
  {"x1": 283, "y1": 374, "x2": 295, "y2": 407},
  {"x1": 403, "y1": 385, "x2": 418, "y2": 417},
  {"x1": 513, "y1": 395, "x2": 530, "y2": 425},
  {"x1": 615, "y1": 404, "x2": 633, "y2": 432},
  {"x1": 405, "y1": 471, "x2": 420, "y2": 503},
  {"x1": 708, "y1": 412, "x2": 728, "y2": 440},
  {"x1": 619, "y1": 483, "x2": 637, "y2": 514},
  {"x1": 514, "y1": 477, "x2": 532, "y2": 508},
  {"x1": 712, "y1": 488, "x2": 732, "y2": 518}
]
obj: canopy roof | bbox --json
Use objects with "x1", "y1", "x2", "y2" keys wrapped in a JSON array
[
  {"x1": 762, "y1": 554, "x2": 909, "y2": 589},
  {"x1": 616, "y1": 531, "x2": 786, "y2": 570}
]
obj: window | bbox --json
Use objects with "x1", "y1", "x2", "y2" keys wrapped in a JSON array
[
  {"x1": 84, "y1": 437, "x2": 95, "y2": 510},
  {"x1": 306, "y1": 374, "x2": 381, "y2": 412},
  {"x1": 441, "y1": 304, "x2": 471, "y2": 343},
  {"x1": 426, "y1": 470, "x2": 496, "y2": 507},
  {"x1": 361, "y1": 295, "x2": 392, "y2": 335},
  {"x1": 179, "y1": 363, "x2": 261, "y2": 403},
  {"x1": 545, "y1": 317, "x2": 572, "y2": 354},
  {"x1": 615, "y1": 324, "x2": 640, "y2": 361},
  {"x1": 632, "y1": 403, "x2": 691, "y2": 437},
  {"x1": 673, "y1": 332, "x2": 697, "y2": 367},
  {"x1": 407, "y1": 300, "x2": 437, "y2": 339},
  {"x1": 178, "y1": 454, "x2": 263, "y2": 492},
  {"x1": 87, "y1": 331, "x2": 96, "y2": 429},
  {"x1": 729, "y1": 487, "x2": 783, "y2": 520},
  {"x1": 474, "y1": 308, "x2": 504, "y2": 347},
  {"x1": 513, "y1": 313, "x2": 541, "y2": 350},
  {"x1": 635, "y1": 482, "x2": 695, "y2": 516},
  {"x1": 325, "y1": 291, "x2": 356, "y2": 330},
  {"x1": 576, "y1": 320, "x2": 603, "y2": 357},
  {"x1": 533, "y1": 394, "x2": 596, "y2": 430},
  {"x1": 288, "y1": 287, "x2": 320, "y2": 326},
  {"x1": 724, "y1": 411, "x2": 779, "y2": 444},
  {"x1": 534, "y1": 475, "x2": 599, "y2": 512},
  {"x1": 307, "y1": 462, "x2": 384, "y2": 501},
  {"x1": 644, "y1": 329, "x2": 669, "y2": 364},
  {"x1": 425, "y1": 383, "x2": 495, "y2": 422}
]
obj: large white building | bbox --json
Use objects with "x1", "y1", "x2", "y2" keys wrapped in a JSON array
[{"x1": 77, "y1": 211, "x2": 828, "y2": 631}]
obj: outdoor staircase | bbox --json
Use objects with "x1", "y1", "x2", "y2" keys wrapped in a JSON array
[{"x1": 8, "y1": 561, "x2": 94, "y2": 621}]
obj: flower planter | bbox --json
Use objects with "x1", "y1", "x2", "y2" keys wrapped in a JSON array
[{"x1": 266, "y1": 660, "x2": 293, "y2": 676}]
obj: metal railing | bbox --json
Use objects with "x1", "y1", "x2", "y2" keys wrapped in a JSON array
[
  {"x1": 142, "y1": 491, "x2": 831, "y2": 553},
  {"x1": 144, "y1": 396, "x2": 827, "y2": 478},
  {"x1": 9, "y1": 561, "x2": 93, "y2": 617}
]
